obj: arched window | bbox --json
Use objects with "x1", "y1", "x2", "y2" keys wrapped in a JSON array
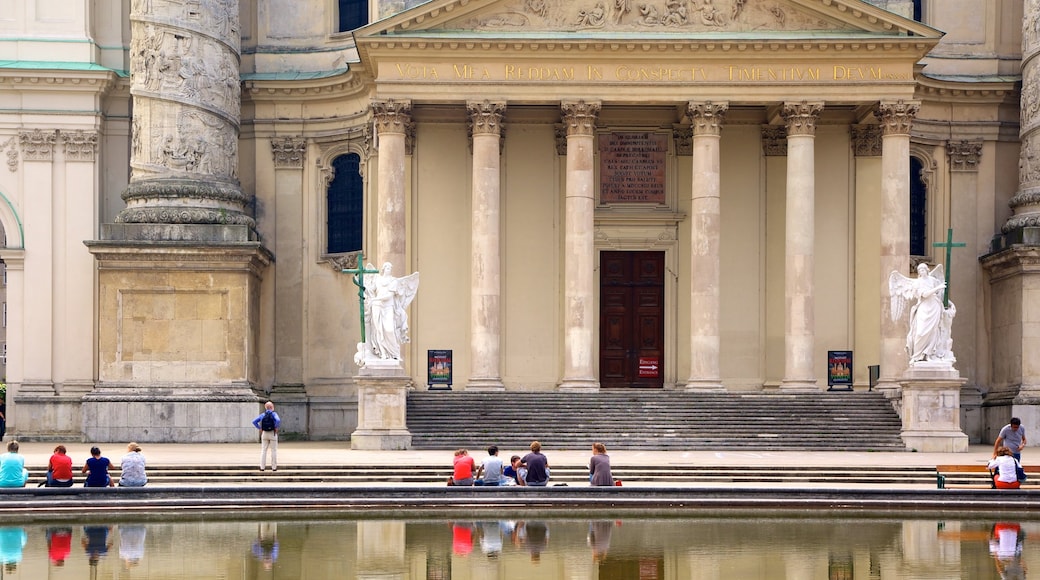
[
  {"x1": 327, "y1": 153, "x2": 364, "y2": 254},
  {"x1": 339, "y1": 0, "x2": 368, "y2": 32},
  {"x1": 910, "y1": 156, "x2": 928, "y2": 257}
]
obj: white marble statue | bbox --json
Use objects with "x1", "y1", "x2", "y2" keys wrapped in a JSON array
[
  {"x1": 354, "y1": 262, "x2": 420, "y2": 365},
  {"x1": 889, "y1": 263, "x2": 957, "y2": 365}
]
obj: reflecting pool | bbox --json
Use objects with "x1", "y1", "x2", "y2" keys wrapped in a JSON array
[{"x1": 0, "y1": 517, "x2": 1033, "y2": 579}]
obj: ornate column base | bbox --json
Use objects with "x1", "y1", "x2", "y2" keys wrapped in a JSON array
[
  {"x1": 900, "y1": 365, "x2": 968, "y2": 452},
  {"x1": 351, "y1": 371, "x2": 412, "y2": 450}
]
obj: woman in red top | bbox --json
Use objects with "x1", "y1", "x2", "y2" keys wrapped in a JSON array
[
  {"x1": 47, "y1": 445, "x2": 74, "y2": 487},
  {"x1": 452, "y1": 449, "x2": 476, "y2": 486}
]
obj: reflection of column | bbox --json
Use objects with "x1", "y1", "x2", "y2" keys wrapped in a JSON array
[
  {"x1": 559, "y1": 100, "x2": 601, "y2": 391},
  {"x1": 780, "y1": 102, "x2": 823, "y2": 392},
  {"x1": 685, "y1": 101, "x2": 728, "y2": 392},
  {"x1": 468, "y1": 100, "x2": 506, "y2": 391},
  {"x1": 371, "y1": 99, "x2": 412, "y2": 271},
  {"x1": 875, "y1": 101, "x2": 919, "y2": 394},
  {"x1": 357, "y1": 521, "x2": 407, "y2": 580},
  {"x1": 120, "y1": 0, "x2": 249, "y2": 226}
]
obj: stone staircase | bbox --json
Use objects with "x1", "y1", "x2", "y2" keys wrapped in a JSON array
[{"x1": 406, "y1": 391, "x2": 905, "y2": 451}]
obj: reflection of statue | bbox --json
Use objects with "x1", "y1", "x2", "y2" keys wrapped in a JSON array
[
  {"x1": 361, "y1": 262, "x2": 420, "y2": 362},
  {"x1": 889, "y1": 263, "x2": 956, "y2": 364}
]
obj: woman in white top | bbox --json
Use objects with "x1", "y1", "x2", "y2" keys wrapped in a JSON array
[
  {"x1": 119, "y1": 442, "x2": 147, "y2": 487},
  {"x1": 988, "y1": 446, "x2": 1021, "y2": 489}
]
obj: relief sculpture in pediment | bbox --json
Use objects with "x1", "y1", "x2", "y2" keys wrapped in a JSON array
[{"x1": 446, "y1": 0, "x2": 849, "y2": 32}]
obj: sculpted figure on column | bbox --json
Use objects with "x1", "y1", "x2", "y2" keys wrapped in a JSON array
[
  {"x1": 889, "y1": 263, "x2": 956, "y2": 365},
  {"x1": 354, "y1": 263, "x2": 420, "y2": 364}
]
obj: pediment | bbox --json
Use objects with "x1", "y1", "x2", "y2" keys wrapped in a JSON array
[{"x1": 358, "y1": 0, "x2": 940, "y2": 38}]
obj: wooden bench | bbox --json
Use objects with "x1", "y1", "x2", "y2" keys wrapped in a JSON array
[{"x1": 936, "y1": 464, "x2": 1040, "y2": 489}]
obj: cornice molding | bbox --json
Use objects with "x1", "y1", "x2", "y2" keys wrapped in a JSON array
[
  {"x1": 915, "y1": 76, "x2": 1018, "y2": 103},
  {"x1": 0, "y1": 69, "x2": 118, "y2": 94}
]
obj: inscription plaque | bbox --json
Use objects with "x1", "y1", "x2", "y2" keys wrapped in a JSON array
[{"x1": 599, "y1": 132, "x2": 668, "y2": 204}]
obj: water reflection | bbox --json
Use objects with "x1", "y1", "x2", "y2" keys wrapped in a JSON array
[{"x1": 0, "y1": 517, "x2": 1030, "y2": 578}]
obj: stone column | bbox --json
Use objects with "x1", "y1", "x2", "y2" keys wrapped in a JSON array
[
  {"x1": 875, "y1": 101, "x2": 919, "y2": 396},
  {"x1": 119, "y1": 0, "x2": 250, "y2": 227},
  {"x1": 779, "y1": 101, "x2": 823, "y2": 392},
  {"x1": 467, "y1": 100, "x2": 506, "y2": 391},
  {"x1": 559, "y1": 100, "x2": 601, "y2": 392},
  {"x1": 684, "y1": 101, "x2": 728, "y2": 392},
  {"x1": 371, "y1": 99, "x2": 412, "y2": 272}
]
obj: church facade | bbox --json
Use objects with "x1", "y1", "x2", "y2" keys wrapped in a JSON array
[{"x1": 0, "y1": 0, "x2": 1033, "y2": 446}]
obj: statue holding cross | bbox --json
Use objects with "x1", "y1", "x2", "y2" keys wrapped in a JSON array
[
  {"x1": 888, "y1": 228, "x2": 964, "y2": 366},
  {"x1": 342, "y1": 253, "x2": 420, "y2": 368}
]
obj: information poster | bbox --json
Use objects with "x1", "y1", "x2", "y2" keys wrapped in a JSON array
[
  {"x1": 428, "y1": 349, "x2": 452, "y2": 390},
  {"x1": 827, "y1": 350, "x2": 853, "y2": 391}
]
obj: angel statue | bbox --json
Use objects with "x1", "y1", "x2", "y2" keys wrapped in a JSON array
[
  {"x1": 352, "y1": 262, "x2": 420, "y2": 366},
  {"x1": 889, "y1": 262, "x2": 957, "y2": 365}
]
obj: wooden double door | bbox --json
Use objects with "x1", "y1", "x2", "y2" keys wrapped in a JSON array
[{"x1": 599, "y1": 251, "x2": 665, "y2": 388}]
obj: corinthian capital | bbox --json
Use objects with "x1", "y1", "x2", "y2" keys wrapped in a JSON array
[
  {"x1": 560, "y1": 100, "x2": 601, "y2": 136},
  {"x1": 468, "y1": 100, "x2": 506, "y2": 137},
  {"x1": 875, "y1": 100, "x2": 920, "y2": 136},
  {"x1": 948, "y1": 140, "x2": 983, "y2": 172},
  {"x1": 60, "y1": 130, "x2": 99, "y2": 162},
  {"x1": 687, "y1": 101, "x2": 728, "y2": 136},
  {"x1": 19, "y1": 129, "x2": 58, "y2": 161},
  {"x1": 781, "y1": 101, "x2": 823, "y2": 136},
  {"x1": 370, "y1": 99, "x2": 412, "y2": 135},
  {"x1": 271, "y1": 137, "x2": 307, "y2": 168}
]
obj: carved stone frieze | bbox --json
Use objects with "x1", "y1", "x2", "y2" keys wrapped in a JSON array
[
  {"x1": 560, "y1": 100, "x2": 600, "y2": 137},
  {"x1": 323, "y1": 252, "x2": 361, "y2": 272},
  {"x1": 761, "y1": 126, "x2": 787, "y2": 156},
  {"x1": 1, "y1": 136, "x2": 16, "y2": 172},
  {"x1": 449, "y1": 0, "x2": 847, "y2": 33},
  {"x1": 850, "y1": 125, "x2": 883, "y2": 157},
  {"x1": 271, "y1": 137, "x2": 307, "y2": 168},
  {"x1": 19, "y1": 129, "x2": 57, "y2": 161},
  {"x1": 687, "y1": 101, "x2": 728, "y2": 136},
  {"x1": 948, "y1": 140, "x2": 983, "y2": 172},
  {"x1": 61, "y1": 130, "x2": 99, "y2": 162},
  {"x1": 672, "y1": 124, "x2": 692, "y2": 157},
  {"x1": 371, "y1": 99, "x2": 413, "y2": 135},
  {"x1": 131, "y1": 0, "x2": 240, "y2": 52},
  {"x1": 780, "y1": 101, "x2": 823, "y2": 136},
  {"x1": 1026, "y1": 0, "x2": 1040, "y2": 55},
  {"x1": 875, "y1": 100, "x2": 919, "y2": 136}
]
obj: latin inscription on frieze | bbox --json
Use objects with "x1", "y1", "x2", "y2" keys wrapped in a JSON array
[{"x1": 599, "y1": 132, "x2": 668, "y2": 204}]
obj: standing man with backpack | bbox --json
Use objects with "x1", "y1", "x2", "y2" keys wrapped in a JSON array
[{"x1": 252, "y1": 401, "x2": 281, "y2": 471}]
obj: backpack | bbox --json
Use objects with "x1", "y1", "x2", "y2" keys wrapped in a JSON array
[{"x1": 260, "y1": 411, "x2": 276, "y2": 432}]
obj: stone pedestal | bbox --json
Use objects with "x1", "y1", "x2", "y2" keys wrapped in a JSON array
[
  {"x1": 351, "y1": 365, "x2": 412, "y2": 450},
  {"x1": 84, "y1": 224, "x2": 271, "y2": 443},
  {"x1": 900, "y1": 364, "x2": 969, "y2": 452}
]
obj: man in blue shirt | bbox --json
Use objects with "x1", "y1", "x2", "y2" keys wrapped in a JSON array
[{"x1": 252, "y1": 401, "x2": 281, "y2": 471}]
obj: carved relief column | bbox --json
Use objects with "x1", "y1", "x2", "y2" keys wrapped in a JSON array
[
  {"x1": 18, "y1": 129, "x2": 57, "y2": 396},
  {"x1": 559, "y1": 100, "x2": 601, "y2": 392},
  {"x1": 371, "y1": 100, "x2": 412, "y2": 272},
  {"x1": 875, "y1": 101, "x2": 919, "y2": 395},
  {"x1": 467, "y1": 101, "x2": 506, "y2": 391},
  {"x1": 120, "y1": 0, "x2": 249, "y2": 227},
  {"x1": 684, "y1": 101, "x2": 728, "y2": 392},
  {"x1": 780, "y1": 102, "x2": 823, "y2": 392}
]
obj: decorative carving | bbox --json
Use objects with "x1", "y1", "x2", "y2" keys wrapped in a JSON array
[
  {"x1": 317, "y1": 126, "x2": 372, "y2": 188},
  {"x1": 875, "y1": 100, "x2": 919, "y2": 136},
  {"x1": 271, "y1": 137, "x2": 307, "y2": 168},
  {"x1": 60, "y1": 130, "x2": 99, "y2": 162},
  {"x1": 781, "y1": 101, "x2": 823, "y2": 136},
  {"x1": 850, "y1": 125, "x2": 883, "y2": 157},
  {"x1": 560, "y1": 100, "x2": 600, "y2": 137},
  {"x1": 371, "y1": 99, "x2": 412, "y2": 135},
  {"x1": 140, "y1": 107, "x2": 238, "y2": 180},
  {"x1": 19, "y1": 129, "x2": 57, "y2": 161},
  {"x1": 948, "y1": 140, "x2": 982, "y2": 172},
  {"x1": 554, "y1": 123, "x2": 567, "y2": 155},
  {"x1": 672, "y1": 124, "x2": 692, "y2": 157},
  {"x1": 324, "y1": 252, "x2": 360, "y2": 272},
  {"x1": 451, "y1": 0, "x2": 844, "y2": 32},
  {"x1": 761, "y1": 126, "x2": 787, "y2": 156},
  {"x1": 468, "y1": 101, "x2": 507, "y2": 137},
  {"x1": 687, "y1": 101, "x2": 728, "y2": 136},
  {"x1": 1, "y1": 136, "x2": 16, "y2": 172},
  {"x1": 1026, "y1": 0, "x2": 1040, "y2": 54}
]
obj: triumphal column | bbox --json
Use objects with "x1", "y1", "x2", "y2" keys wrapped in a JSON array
[{"x1": 85, "y1": 0, "x2": 271, "y2": 443}]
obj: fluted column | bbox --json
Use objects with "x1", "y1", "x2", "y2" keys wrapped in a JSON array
[
  {"x1": 467, "y1": 100, "x2": 506, "y2": 391},
  {"x1": 559, "y1": 100, "x2": 601, "y2": 392},
  {"x1": 685, "y1": 101, "x2": 728, "y2": 392},
  {"x1": 875, "y1": 100, "x2": 919, "y2": 394},
  {"x1": 120, "y1": 0, "x2": 250, "y2": 226},
  {"x1": 371, "y1": 99, "x2": 412, "y2": 271},
  {"x1": 780, "y1": 101, "x2": 823, "y2": 392}
]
